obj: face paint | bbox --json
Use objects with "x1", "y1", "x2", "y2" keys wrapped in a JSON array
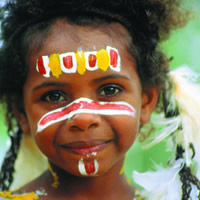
[
  {"x1": 78, "y1": 158, "x2": 99, "y2": 176},
  {"x1": 60, "y1": 52, "x2": 77, "y2": 73},
  {"x1": 36, "y1": 46, "x2": 120, "y2": 77},
  {"x1": 36, "y1": 56, "x2": 50, "y2": 77},
  {"x1": 48, "y1": 53, "x2": 62, "y2": 78},
  {"x1": 107, "y1": 46, "x2": 120, "y2": 72},
  {"x1": 85, "y1": 51, "x2": 98, "y2": 71},
  {"x1": 37, "y1": 97, "x2": 136, "y2": 133},
  {"x1": 96, "y1": 49, "x2": 109, "y2": 71},
  {"x1": 76, "y1": 50, "x2": 86, "y2": 75}
]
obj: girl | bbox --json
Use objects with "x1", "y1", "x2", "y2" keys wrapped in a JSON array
[{"x1": 0, "y1": 0, "x2": 199, "y2": 199}]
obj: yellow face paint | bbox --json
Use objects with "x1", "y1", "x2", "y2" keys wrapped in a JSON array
[
  {"x1": 48, "y1": 163, "x2": 59, "y2": 188},
  {"x1": 75, "y1": 50, "x2": 86, "y2": 75},
  {"x1": 119, "y1": 162, "x2": 125, "y2": 175},
  {"x1": 48, "y1": 53, "x2": 62, "y2": 78},
  {"x1": 0, "y1": 190, "x2": 39, "y2": 200},
  {"x1": 36, "y1": 46, "x2": 120, "y2": 77},
  {"x1": 96, "y1": 49, "x2": 109, "y2": 71}
]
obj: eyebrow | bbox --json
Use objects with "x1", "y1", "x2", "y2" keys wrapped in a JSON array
[
  {"x1": 33, "y1": 82, "x2": 67, "y2": 91},
  {"x1": 33, "y1": 74, "x2": 129, "y2": 91},
  {"x1": 92, "y1": 74, "x2": 130, "y2": 83}
]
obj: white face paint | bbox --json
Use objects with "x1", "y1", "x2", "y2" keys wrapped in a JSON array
[
  {"x1": 85, "y1": 51, "x2": 98, "y2": 71},
  {"x1": 37, "y1": 97, "x2": 136, "y2": 133},
  {"x1": 36, "y1": 55, "x2": 50, "y2": 77},
  {"x1": 36, "y1": 46, "x2": 120, "y2": 77},
  {"x1": 78, "y1": 158, "x2": 99, "y2": 176},
  {"x1": 59, "y1": 52, "x2": 77, "y2": 73}
]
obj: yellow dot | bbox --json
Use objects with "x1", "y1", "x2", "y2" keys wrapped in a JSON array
[
  {"x1": 76, "y1": 51, "x2": 86, "y2": 75},
  {"x1": 96, "y1": 49, "x2": 109, "y2": 71},
  {"x1": 48, "y1": 53, "x2": 62, "y2": 78}
]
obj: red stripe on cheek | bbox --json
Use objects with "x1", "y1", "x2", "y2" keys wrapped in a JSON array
[
  {"x1": 39, "y1": 101, "x2": 135, "y2": 126},
  {"x1": 39, "y1": 103, "x2": 82, "y2": 126},
  {"x1": 88, "y1": 101, "x2": 134, "y2": 111}
]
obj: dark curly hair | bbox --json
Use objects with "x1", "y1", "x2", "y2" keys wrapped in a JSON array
[{"x1": 0, "y1": 0, "x2": 188, "y2": 191}]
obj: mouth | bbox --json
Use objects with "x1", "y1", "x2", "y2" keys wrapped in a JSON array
[{"x1": 60, "y1": 140, "x2": 111, "y2": 155}]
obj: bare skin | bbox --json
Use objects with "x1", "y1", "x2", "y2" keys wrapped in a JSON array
[
  {"x1": 15, "y1": 19, "x2": 158, "y2": 199},
  {"x1": 19, "y1": 161, "x2": 135, "y2": 200}
]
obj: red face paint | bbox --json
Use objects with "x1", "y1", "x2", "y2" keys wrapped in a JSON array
[
  {"x1": 110, "y1": 49, "x2": 118, "y2": 68},
  {"x1": 37, "y1": 98, "x2": 135, "y2": 132},
  {"x1": 36, "y1": 46, "x2": 121, "y2": 77},
  {"x1": 63, "y1": 55, "x2": 73, "y2": 69},
  {"x1": 88, "y1": 54, "x2": 97, "y2": 67},
  {"x1": 85, "y1": 162, "x2": 96, "y2": 174},
  {"x1": 78, "y1": 159, "x2": 99, "y2": 176},
  {"x1": 37, "y1": 56, "x2": 46, "y2": 75}
]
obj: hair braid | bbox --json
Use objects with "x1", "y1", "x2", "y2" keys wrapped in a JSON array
[
  {"x1": 0, "y1": 128, "x2": 22, "y2": 190},
  {"x1": 176, "y1": 145, "x2": 200, "y2": 200}
]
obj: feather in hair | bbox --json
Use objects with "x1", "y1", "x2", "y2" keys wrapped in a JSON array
[
  {"x1": 169, "y1": 66, "x2": 200, "y2": 170},
  {"x1": 134, "y1": 66, "x2": 200, "y2": 199},
  {"x1": 143, "y1": 66, "x2": 200, "y2": 170},
  {"x1": 133, "y1": 159, "x2": 184, "y2": 200}
]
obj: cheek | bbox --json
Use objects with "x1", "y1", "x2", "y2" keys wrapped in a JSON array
[
  {"x1": 106, "y1": 113, "x2": 140, "y2": 152},
  {"x1": 26, "y1": 104, "x2": 52, "y2": 136},
  {"x1": 34, "y1": 129, "x2": 56, "y2": 158},
  {"x1": 25, "y1": 107, "x2": 41, "y2": 134}
]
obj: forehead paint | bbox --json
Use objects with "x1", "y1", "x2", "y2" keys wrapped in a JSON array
[
  {"x1": 36, "y1": 56, "x2": 50, "y2": 77},
  {"x1": 78, "y1": 159, "x2": 99, "y2": 176},
  {"x1": 85, "y1": 51, "x2": 98, "y2": 71},
  {"x1": 48, "y1": 53, "x2": 62, "y2": 78},
  {"x1": 37, "y1": 97, "x2": 135, "y2": 133},
  {"x1": 60, "y1": 52, "x2": 77, "y2": 73},
  {"x1": 96, "y1": 49, "x2": 109, "y2": 71},
  {"x1": 76, "y1": 51, "x2": 86, "y2": 75},
  {"x1": 36, "y1": 46, "x2": 121, "y2": 78}
]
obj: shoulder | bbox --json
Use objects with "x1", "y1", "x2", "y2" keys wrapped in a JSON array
[
  {"x1": 0, "y1": 172, "x2": 48, "y2": 200},
  {"x1": 0, "y1": 189, "x2": 42, "y2": 200}
]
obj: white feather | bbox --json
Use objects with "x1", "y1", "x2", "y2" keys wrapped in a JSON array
[
  {"x1": 170, "y1": 66, "x2": 200, "y2": 168},
  {"x1": 143, "y1": 66, "x2": 200, "y2": 168},
  {"x1": 133, "y1": 159, "x2": 184, "y2": 200},
  {"x1": 143, "y1": 115, "x2": 181, "y2": 149},
  {"x1": 135, "y1": 66, "x2": 200, "y2": 199}
]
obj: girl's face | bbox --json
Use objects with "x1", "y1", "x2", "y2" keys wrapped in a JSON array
[{"x1": 17, "y1": 20, "x2": 158, "y2": 177}]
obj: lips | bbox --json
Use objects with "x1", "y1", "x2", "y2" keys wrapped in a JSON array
[{"x1": 60, "y1": 140, "x2": 111, "y2": 155}]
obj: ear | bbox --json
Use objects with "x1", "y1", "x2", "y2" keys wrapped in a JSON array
[
  {"x1": 12, "y1": 105, "x2": 30, "y2": 133},
  {"x1": 140, "y1": 87, "x2": 159, "y2": 124}
]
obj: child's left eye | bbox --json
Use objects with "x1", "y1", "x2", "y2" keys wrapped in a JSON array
[
  {"x1": 99, "y1": 85, "x2": 122, "y2": 97},
  {"x1": 41, "y1": 90, "x2": 66, "y2": 102}
]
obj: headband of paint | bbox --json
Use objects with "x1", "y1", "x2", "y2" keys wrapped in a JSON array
[{"x1": 36, "y1": 46, "x2": 121, "y2": 78}]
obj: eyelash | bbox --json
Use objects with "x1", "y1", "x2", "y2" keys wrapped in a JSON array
[
  {"x1": 40, "y1": 84, "x2": 123, "y2": 103},
  {"x1": 98, "y1": 84, "x2": 123, "y2": 97},
  {"x1": 41, "y1": 90, "x2": 66, "y2": 103}
]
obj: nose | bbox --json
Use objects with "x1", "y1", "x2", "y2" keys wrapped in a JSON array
[{"x1": 67, "y1": 113, "x2": 101, "y2": 131}]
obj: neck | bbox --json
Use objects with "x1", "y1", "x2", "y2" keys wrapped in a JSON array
[{"x1": 44, "y1": 160, "x2": 134, "y2": 200}]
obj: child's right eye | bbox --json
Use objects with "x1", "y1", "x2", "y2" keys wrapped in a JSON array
[{"x1": 41, "y1": 90, "x2": 66, "y2": 102}]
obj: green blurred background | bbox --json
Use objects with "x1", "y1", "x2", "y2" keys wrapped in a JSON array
[
  {"x1": 125, "y1": 0, "x2": 200, "y2": 180},
  {"x1": 0, "y1": 0, "x2": 200, "y2": 182}
]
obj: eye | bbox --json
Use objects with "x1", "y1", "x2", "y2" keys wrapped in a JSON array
[
  {"x1": 99, "y1": 85, "x2": 122, "y2": 97},
  {"x1": 41, "y1": 90, "x2": 66, "y2": 102}
]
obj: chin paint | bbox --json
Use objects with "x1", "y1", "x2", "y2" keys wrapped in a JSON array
[
  {"x1": 78, "y1": 159, "x2": 99, "y2": 176},
  {"x1": 36, "y1": 46, "x2": 120, "y2": 77},
  {"x1": 37, "y1": 97, "x2": 135, "y2": 133}
]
